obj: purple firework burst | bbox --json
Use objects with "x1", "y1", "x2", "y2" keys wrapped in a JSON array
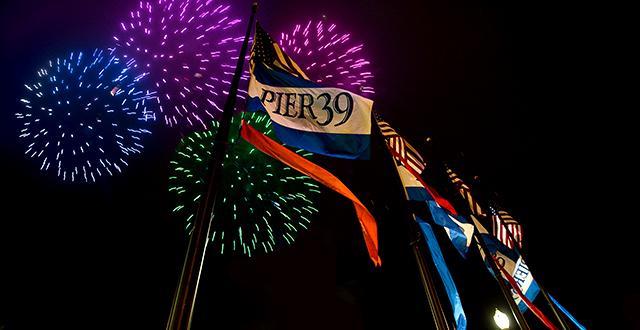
[
  {"x1": 278, "y1": 18, "x2": 375, "y2": 95},
  {"x1": 113, "y1": 0, "x2": 245, "y2": 129}
]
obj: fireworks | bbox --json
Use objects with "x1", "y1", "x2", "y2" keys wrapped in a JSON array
[
  {"x1": 168, "y1": 112, "x2": 320, "y2": 256},
  {"x1": 113, "y1": 0, "x2": 245, "y2": 129},
  {"x1": 278, "y1": 18, "x2": 374, "y2": 95},
  {"x1": 16, "y1": 48, "x2": 156, "y2": 183}
]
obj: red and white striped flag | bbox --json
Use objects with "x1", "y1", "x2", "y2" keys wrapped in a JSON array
[
  {"x1": 376, "y1": 119, "x2": 426, "y2": 174},
  {"x1": 446, "y1": 168, "x2": 485, "y2": 217},
  {"x1": 492, "y1": 210, "x2": 523, "y2": 249},
  {"x1": 446, "y1": 168, "x2": 524, "y2": 249}
]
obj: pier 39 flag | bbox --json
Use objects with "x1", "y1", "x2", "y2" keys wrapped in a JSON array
[
  {"x1": 247, "y1": 23, "x2": 374, "y2": 159},
  {"x1": 471, "y1": 215, "x2": 540, "y2": 313}
]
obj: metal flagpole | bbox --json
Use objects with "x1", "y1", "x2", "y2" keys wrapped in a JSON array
[
  {"x1": 492, "y1": 211, "x2": 570, "y2": 330},
  {"x1": 165, "y1": 3, "x2": 258, "y2": 330},
  {"x1": 409, "y1": 222, "x2": 452, "y2": 330},
  {"x1": 471, "y1": 225, "x2": 531, "y2": 330},
  {"x1": 432, "y1": 158, "x2": 530, "y2": 329},
  {"x1": 425, "y1": 142, "x2": 551, "y2": 329},
  {"x1": 378, "y1": 120, "x2": 451, "y2": 330}
]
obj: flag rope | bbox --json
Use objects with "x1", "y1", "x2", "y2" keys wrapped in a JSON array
[{"x1": 494, "y1": 257, "x2": 558, "y2": 330}]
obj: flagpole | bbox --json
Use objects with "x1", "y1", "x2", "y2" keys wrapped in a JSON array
[
  {"x1": 441, "y1": 140, "x2": 570, "y2": 329},
  {"x1": 377, "y1": 119, "x2": 451, "y2": 330},
  {"x1": 471, "y1": 226, "x2": 531, "y2": 330},
  {"x1": 410, "y1": 219, "x2": 452, "y2": 330},
  {"x1": 435, "y1": 160, "x2": 530, "y2": 329},
  {"x1": 165, "y1": 3, "x2": 258, "y2": 330},
  {"x1": 492, "y1": 210, "x2": 570, "y2": 330}
]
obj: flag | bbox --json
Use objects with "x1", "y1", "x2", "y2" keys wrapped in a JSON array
[
  {"x1": 396, "y1": 162, "x2": 473, "y2": 256},
  {"x1": 416, "y1": 217, "x2": 467, "y2": 330},
  {"x1": 396, "y1": 162, "x2": 432, "y2": 202},
  {"x1": 471, "y1": 215, "x2": 540, "y2": 313},
  {"x1": 446, "y1": 169, "x2": 567, "y2": 329},
  {"x1": 379, "y1": 120, "x2": 469, "y2": 327},
  {"x1": 377, "y1": 119, "x2": 426, "y2": 174},
  {"x1": 491, "y1": 209, "x2": 523, "y2": 249},
  {"x1": 391, "y1": 144, "x2": 458, "y2": 215},
  {"x1": 426, "y1": 200, "x2": 474, "y2": 256},
  {"x1": 446, "y1": 167, "x2": 485, "y2": 217},
  {"x1": 446, "y1": 167, "x2": 525, "y2": 250},
  {"x1": 239, "y1": 120, "x2": 381, "y2": 266},
  {"x1": 249, "y1": 22, "x2": 309, "y2": 80},
  {"x1": 247, "y1": 23, "x2": 374, "y2": 159}
]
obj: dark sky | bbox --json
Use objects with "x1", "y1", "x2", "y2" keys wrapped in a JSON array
[{"x1": 0, "y1": 0, "x2": 632, "y2": 329}]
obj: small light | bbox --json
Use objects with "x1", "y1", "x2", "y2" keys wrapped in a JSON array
[{"x1": 493, "y1": 308, "x2": 510, "y2": 329}]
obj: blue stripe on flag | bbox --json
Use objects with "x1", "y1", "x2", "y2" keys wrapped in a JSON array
[
  {"x1": 252, "y1": 62, "x2": 320, "y2": 88},
  {"x1": 406, "y1": 186, "x2": 432, "y2": 202},
  {"x1": 427, "y1": 201, "x2": 470, "y2": 256},
  {"x1": 247, "y1": 96, "x2": 267, "y2": 113},
  {"x1": 518, "y1": 278, "x2": 540, "y2": 312},
  {"x1": 416, "y1": 217, "x2": 467, "y2": 330},
  {"x1": 271, "y1": 123, "x2": 370, "y2": 159},
  {"x1": 481, "y1": 233, "x2": 519, "y2": 261}
]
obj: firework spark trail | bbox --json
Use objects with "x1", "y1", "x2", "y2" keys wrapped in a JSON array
[
  {"x1": 113, "y1": 0, "x2": 246, "y2": 130},
  {"x1": 279, "y1": 18, "x2": 375, "y2": 95},
  {"x1": 168, "y1": 112, "x2": 319, "y2": 257},
  {"x1": 16, "y1": 48, "x2": 157, "y2": 183}
]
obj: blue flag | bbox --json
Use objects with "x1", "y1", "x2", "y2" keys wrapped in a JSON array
[
  {"x1": 427, "y1": 201, "x2": 474, "y2": 257},
  {"x1": 395, "y1": 164, "x2": 474, "y2": 256},
  {"x1": 416, "y1": 217, "x2": 467, "y2": 330},
  {"x1": 247, "y1": 23, "x2": 373, "y2": 159}
]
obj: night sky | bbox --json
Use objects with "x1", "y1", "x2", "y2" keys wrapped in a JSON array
[{"x1": 0, "y1": 0, "x2": 632, "y2": 329}]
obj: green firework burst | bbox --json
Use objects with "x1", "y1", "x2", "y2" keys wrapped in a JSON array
[{"x1": 168, "y1": 112, "x2": 320, "y2": 256}]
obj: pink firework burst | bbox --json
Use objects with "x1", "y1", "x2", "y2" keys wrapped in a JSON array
[
  {"x1": 113, "y1": 0, "x2": 245, "y2": 129},
  {"x1": 278, "y1": 19, "x2": 375, "y2": 95}
]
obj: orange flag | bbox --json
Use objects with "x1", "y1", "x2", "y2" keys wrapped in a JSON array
[{"x1": 240, "y1": 120, "x2": 381, "y2": 266}]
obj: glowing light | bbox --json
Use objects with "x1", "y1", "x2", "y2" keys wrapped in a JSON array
[
  {"x1": 279, "y1": 18, "x2": 375, "y2": 95},
  {"x1": 16, "y1": 48, "x2": 156, "y2": 183},
  {"x1": 113, "y1": 0, "x2": 245, "y2": 129},
  {"x1": 168, "y1": 112, "x2": 319, "y2": 256},
  {"x1": 493, "y1": 309, "x2": 510, "y2": 329}
]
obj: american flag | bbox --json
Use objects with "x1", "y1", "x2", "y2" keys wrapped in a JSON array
[
  {"x1": 376, "y1": 119, "x2": 426, "y2": 174},
  {"x1": 446, "y1": 168, "x2": 485, "y2": 217},
  {"x1": 491, "y1": 209, "x2": 523, "y2": 249},
  {"x1": 250, "y1": 22, "x2": 309, "y2": 80}
]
